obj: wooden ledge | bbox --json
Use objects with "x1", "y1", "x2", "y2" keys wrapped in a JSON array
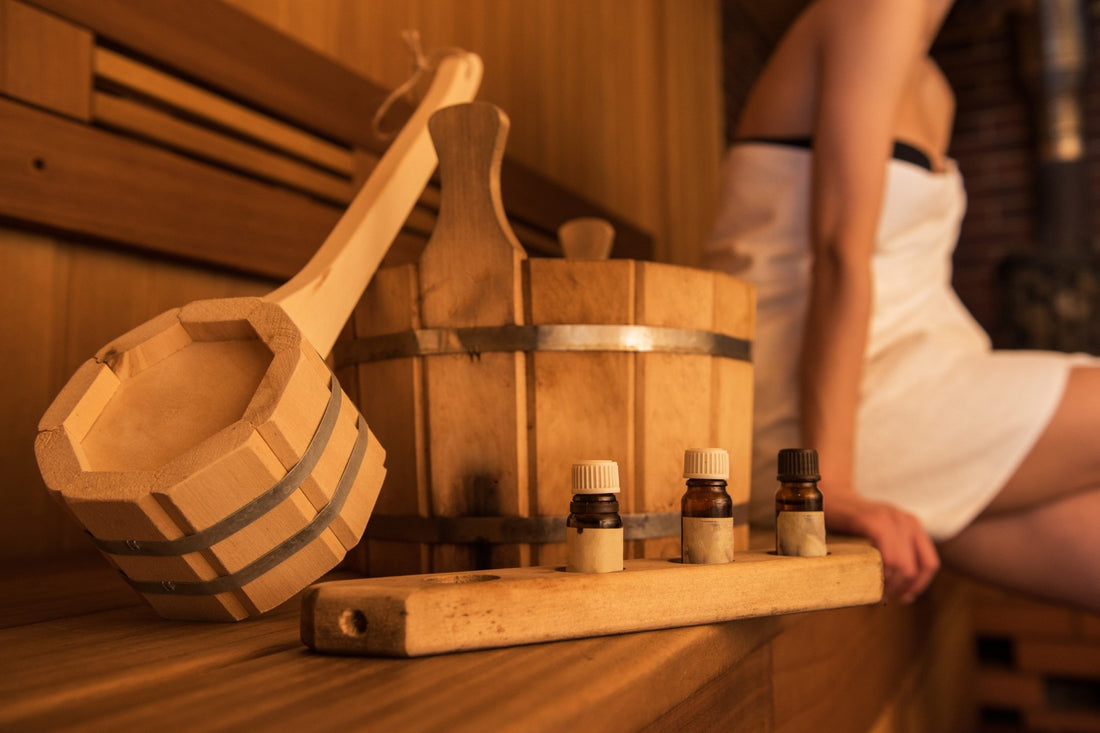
[
  {"x1": 0, "y1": 536, "x2": 976, "y2": 732},
  {"x1": 0, "y1": 553, "x2": 782, "y2": 731},
  {"x1": 302, "y1": 541, "x2": 882, "y2": 656}
]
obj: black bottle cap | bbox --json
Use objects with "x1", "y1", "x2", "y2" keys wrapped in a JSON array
[{"x1": 777, "y1": 448, "x2": 820, "y2": 481}]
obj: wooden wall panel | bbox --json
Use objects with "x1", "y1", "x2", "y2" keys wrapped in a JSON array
[
  {"x1": 222, "y1": 0, "x2": 725, "y2": 266},
  {"x1": 1, "y1": 227, "x2": 273, "y2": 561},
  {"x1": 0, "y1": 0, "x2": 92, "y2": 121}
]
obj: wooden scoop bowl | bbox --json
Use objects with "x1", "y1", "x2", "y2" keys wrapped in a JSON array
[{"x1": 34, "y1": 53, "x2": 483, "y2": 621}]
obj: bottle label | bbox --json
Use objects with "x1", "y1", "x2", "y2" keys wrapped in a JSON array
[
  {"x1": 776, "y1": 511, "x2": 827, "y2": 557},
  {"x1": 681, "y1": 517, "x2": 735, "y2": 564},
  {"x1": 566, "y1": 527, "x2": 624, "y2": 573}
]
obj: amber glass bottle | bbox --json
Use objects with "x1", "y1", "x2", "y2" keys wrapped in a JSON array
[
  {"x1": 775, "y1": 448, "x2": 827, "y2": 557},
  {"x1": 566, "y1": 460, "x2": 624, "y2": 573},
  {"x1": 681, "y1": 448, "x2": 734, "y2": 564}
]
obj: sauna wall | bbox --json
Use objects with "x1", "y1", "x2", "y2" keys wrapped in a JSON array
[
  {"x1": 222, "y1": 0, "x2": 726, "y2": 268},
  {"x1": 3, "y1": 0, "x2": 725, "y2": 561}
]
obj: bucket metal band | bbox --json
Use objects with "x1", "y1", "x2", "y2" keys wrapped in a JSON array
[
  {"x1": 331, "y1": 324, "x2": 752, "y2": 369},
  {"x1": 124, "y1": 414, "x2": 370, "y2": 597},
  {"x1": 93, "y1": 374, "x2": 345, "y2": 558},
  {"x1": 364, "y1": 503, "x2": 750, "y2": 545}
]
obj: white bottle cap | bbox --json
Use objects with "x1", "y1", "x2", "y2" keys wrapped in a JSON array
[
  {"x1": 571, "y1": 460, "x2": 620, "y2": 494},
  {"x1": 683, "y1": 448, "x2": 729, "y2": 480}
]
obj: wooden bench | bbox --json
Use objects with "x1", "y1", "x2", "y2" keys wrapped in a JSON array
[{"x1": 1, "y1": 533, "x2": 977, "y2": 732}]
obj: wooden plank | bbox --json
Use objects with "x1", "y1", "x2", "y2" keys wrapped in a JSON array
[
  {"x1": 974, "y1": 668, "x2": 1045, "y2": 709},
  {"x1": 301, "y1": 541, "x2": 882, "y2": 657},
  {"x1": 712, "y1": 270, "x2": 755, "y2": 552},
  {"x1": 634, "y1": 262, "x2": 716, "y2": 560},
  {"x1": 772, "y1": 571, "x2": 970, "y2": 733},
  {"x1": 416, "y1": 103, "x2": 529, "y2": 571},
  {"x1": 641, "y1": 643, "x2": 774, "y2": 733},
  {"x1": 24, "y1": 0, "x2": 390, "y2": 148},
  {"x1": 350, "y1": 264, "x2": 429, "y2": 577},
  {"x1": 0, "y1": 228, "x2": 91, "y2": 561},
  {"x1": 865, "y1": 577, "x2": 975, "y2": 733},
  {"x1": 1084, "y1": 613, "x2": 1100, "y2": 639},
  {"x1": 526, "y1": 258, "x2": 636, "y2": 567},
  {"x1": 970, "y1": 582, "x2": 1081, "y2": 638},
  {"x1": 92, "y1": 92, "x2": 355, "y2": 204},
  {"x1": 94, "y1": 47, "x2": 354, "y2": 175},
  {"x1": 653, "y1": 0, "x2": 725, "y2": 266},
  {"x1": 4, "y1": 608, "x2": 779, "y2": 732},
  {"x1": 0, "y1": 96, "x2": 340, "y2": 279},
  {"x1": 0, "y1": 601, "x2": 303, "y2": 727},
  {"x1": 1016, "y1": 639, "x2": 1100, "y2": 677},
  {"x1": 0, "y1": 0, "x2": 92, "y2": 120},
  {"x1": 0, "y1": 555, "x2": 140, "y2": 628},
  {"x1": 1026, "y1": 709, "x2": 1100, "y2": 732}
]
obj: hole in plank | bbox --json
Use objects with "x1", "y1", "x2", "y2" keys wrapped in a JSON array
[{"x1": 339, "y1": 609, "x2": 368, "y2": 637}]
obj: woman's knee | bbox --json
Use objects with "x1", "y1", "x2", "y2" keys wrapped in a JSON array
[{"x1": 986, "y1": 365, "x2": 1100, "y2": 514}]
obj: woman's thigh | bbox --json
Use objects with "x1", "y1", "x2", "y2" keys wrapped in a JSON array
[{"x1": 982, "y1": 365, "x2": 1100, "y2": 516}]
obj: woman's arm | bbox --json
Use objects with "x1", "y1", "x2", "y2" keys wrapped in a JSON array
[{"x1": 804, "y1": 0, "x2": 941, "y2": 602}]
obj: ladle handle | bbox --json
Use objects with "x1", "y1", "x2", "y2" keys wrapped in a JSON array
[{"x1": 268, "y1": 52, "x2": 483, "y2": 354}]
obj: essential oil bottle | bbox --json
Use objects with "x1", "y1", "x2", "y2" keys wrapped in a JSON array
[
  {"x1": 681, "y1": 448, "x2": 735, "y2": 564},
  {"x1": 775, "y1": 448, "x2": 827, "y2": 557},
  {"x1": 566, "y1": 460, "x2": 624, "y2": 573}
]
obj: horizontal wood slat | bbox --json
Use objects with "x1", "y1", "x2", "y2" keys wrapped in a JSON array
[
  {"x1": 23, "y1": 0, "x2": 389, "y2": 148},
  {"x1": 0, "y1": 0, "x2": 92, "y2": 121},
  {"x1": 93, "y1": 47, "x2": 354, "y2": 176},
  {"x1": 23, "y1": 0, "x2": 654, "y2": 260},
  {"x1": 1015, "y1": 639, "x2": 1100, "y2": 678},
  {"x1": 0, "y1": 97, "x2": 339, "y2": 279},
  {"x1": 0, "y1": 558, "x2": 780, "y2": 732},
  {"x1": 92, "y1": 92, "x2": 355, "y2": 204},
  {"x1": 17, "y1": 0, "x2": 654, "y2": 261}
]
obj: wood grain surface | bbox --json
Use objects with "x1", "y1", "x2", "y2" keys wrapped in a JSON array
[
  {"x1": 222, "y1": 0, "x2": 719, "y2": 265},
  {"x1": 0, "y1": 558, "x2": 781, "y2": 733},
  {"x1": 0, "y1": 533, "x2": 978, "y2": 733},
  {"x1": 303, "y1": 541, "x2": 883, "y2": 657}
]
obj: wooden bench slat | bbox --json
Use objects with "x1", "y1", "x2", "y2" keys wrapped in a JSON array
[
  {"x1": 93, "y1": 47, "x2": 355, "y2": 176},
  {"x1": 0, "y1": 0, "x2": 93, "y2": 121},
  {"x1": 24, "y1": 0, "x2": 388, "y2": 148},
  {"x1": 0, "y1": 97, "x2": 339, "y2": 279},
  {"x1": 0, "y1": 588, "x2": 777, "y2": 732},
  {"x1": 93, "y1": 92, "x2": 355, "y2": 204}
]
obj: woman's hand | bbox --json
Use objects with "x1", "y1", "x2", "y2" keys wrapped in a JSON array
[{"x1": 825, "y1": 491, "x2": 940, "y2": 603}]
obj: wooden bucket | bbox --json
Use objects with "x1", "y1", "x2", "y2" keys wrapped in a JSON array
[{"x1": 335, "y1": 102, "x2": 755, "y2": 575}]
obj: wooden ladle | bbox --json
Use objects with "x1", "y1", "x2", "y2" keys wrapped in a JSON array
[{"x1": 34, "y1": 52, "x2": 483, "y2": 621}]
